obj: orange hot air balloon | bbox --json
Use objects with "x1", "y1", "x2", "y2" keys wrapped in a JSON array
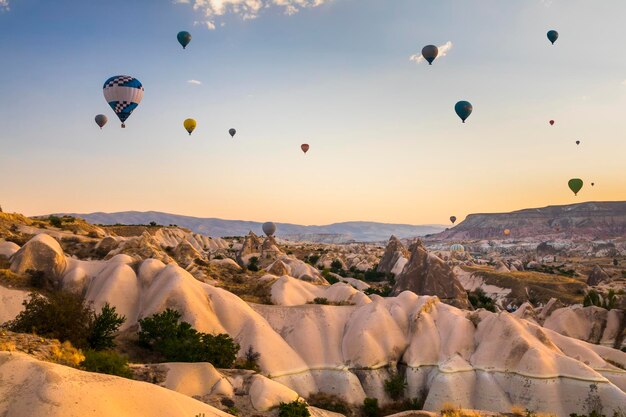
[
  {"x1": 301, "y1": 144, "x2": 310, "y2": 154},
  {"x1": 503, "y1": 229, "x2": 511, "y2": 236},
  {"x1": 549, "y1": 120, "x2": 554, "y2": 126}
]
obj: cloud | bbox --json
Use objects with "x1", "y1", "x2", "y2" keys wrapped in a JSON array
[
  {"x1": 0, "y1": 0, "x2": 10, "y2": 11},
  {"x1": 194, "y1": 19, "x2": 216, "y2": 29},
  {"x1": 187, "y1": 79, "x2": 202, "y2": 85},
  {"x1": 410, "y1": 41, "x2": 453, "y2": 64},
  {"x1": 177, "y1": 0, "x2": 330, "y2": 28}
]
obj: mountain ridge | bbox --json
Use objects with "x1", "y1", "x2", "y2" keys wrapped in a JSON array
[{"x1": 53, "y1": 210, "x2": 446, "y2": 242}]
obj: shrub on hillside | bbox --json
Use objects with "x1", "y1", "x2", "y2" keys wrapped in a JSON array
[
  {"x1": 247, "y1": 256, "x2": 259, "y2": 272},
  {"x1": 138, "y1": 308, "x2": 239, "y2": 367},
  {"x1": 384, "y1": 372, "x2": 407, "y2": 401},
  {"x1": 87, "y1": 303, "x2": 126, "y2": 350},
  {"x1": 467, "y1": 288, "x2": 497, "y2": 312},
  {"x1": 362, "y1": 398, "x2": 379, "y2": 417},
  {"x1": 8, "y1": 293, "x2": 125, "y2": 350},
  {"x1": 81, "y1": 349, "x2": 132, "y2": 378},
  {"x1": 278, "y1": 400, "x2": 310, "y2": 417}
]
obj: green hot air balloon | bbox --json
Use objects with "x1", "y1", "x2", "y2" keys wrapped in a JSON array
[
  {"x1": 177, "y1": 31, "x2": 192, "y2": 49},
  {"x1": 547, "y1": 30, "x2": 559, "y2": 45},
  {"x1": 421, "y1": 45, "x2": 439, "y2": 65},
  {"x1": 568, "y1": 178, "x2": 583, "y2": 196},
  {"x1": 455, "y1": 101, "x2": 473, "y2": 123}
]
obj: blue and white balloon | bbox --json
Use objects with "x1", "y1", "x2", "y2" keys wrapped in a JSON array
[{"x1": 103, "y1": 75, "x2": 144, "y2": 128}]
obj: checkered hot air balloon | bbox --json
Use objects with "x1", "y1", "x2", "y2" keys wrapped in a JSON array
[{"x1": 103, "y1": 75, "x2": 144, "y2": 128}]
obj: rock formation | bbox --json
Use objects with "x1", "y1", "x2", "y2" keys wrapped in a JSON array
[
  {"x1": 9, "y1": 233, "x2": 67, "y2": 280},
  {"x1": 377, "y1": 235, "x2": 409, "y2": 275},
  {"x1": 392, "y1": 240, "x2": 470, "y2": 309},
  {"x1": 587, "y1": 265, "x2": 611, "y2": 286}
]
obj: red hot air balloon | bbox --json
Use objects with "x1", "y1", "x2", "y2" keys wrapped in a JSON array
[
  {"x1": 549, "y1": 120, "x2": 554, "y2": 126},
  {"x1": 301, "y1": 144, "x2": 310, "y2": 154}
]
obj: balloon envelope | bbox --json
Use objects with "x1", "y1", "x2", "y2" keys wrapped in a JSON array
[
  {"x1": 576, "y1": 140, "x2": 580, "y2": 145},
  {"x1": 450, "y1": 244, "x2": 465, "y2": 252},
  {"x1": 301, "y1": 144, "x2": 310, "y2": 154},
  {"x1": 95, "y1": 114, "x2": 108, "y2": 129},
  {"x1": 455, "y1": 101, "x2": 473, "y2": 123},
  {"x1": 549, "y1": 120, "x2": 554, "y2": 126},
  {"x1": 103, "y1": 75, "x2": 144, "y2": 128},
  {"x1": 421, "y1": 45, "x2": 439, "y2": 65},
  {"x1": 177, "y1": 31, "x2": 192, "y2": 49},
  {"x1": 229, "y1": 128, "x2": 236, "y2": 138},
  {"x1": 184, "y1": 118, "x2": 196, "y2": 135},
  {"x1": 503, "y1": 229, "x2": 511, "y2": 236},
  {"x1": 547, "y1": 30, "x2": 559, "y2": 45},
  {"x1": 450, "y1": 216, "x2": 457, "y2": 224},
  {"x1": 262, "y1": 222, "x2": 277, "y2": 236},
  {"x1": 568, "y1": 178, "x2": 583, "y2": 196}
]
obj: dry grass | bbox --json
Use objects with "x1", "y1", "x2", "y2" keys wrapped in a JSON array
[
  {"x1": 50, "y1": 341, "x2": 85, "y2": 367},
  {"x1": 510, "y1": 405, "x2": 526, "y2": 416},
  {"x1": 440, "y1": 402, "x2": 482, "y2": 417},
  {"x1": 461, "y1": 266, "x2": 586, "y2": 305}
]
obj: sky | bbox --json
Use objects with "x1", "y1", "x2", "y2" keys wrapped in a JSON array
[{"x1": 1, "y1": 0, "x2": 625, "y2": 226}]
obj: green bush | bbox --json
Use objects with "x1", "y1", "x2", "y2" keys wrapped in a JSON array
[
  {"x1": 362, "y1": 398, "x2": 379, "y2": 417},
  {"x1": 364, "y1": 286, "x2": 392, "y2": 297},
  {"x1": 313, "y1": 297, "x2": 329, "y2": 305},
  {"x1": 81, "y1": 349, "x2": 132, "y2": 378},
  {"x1": 467, "y1": 288, "x2": 497, "y2": 312},
  {"x1": 138, "y1": 309, "x2": 239, "y2": 367},
  {"x1": 87, "y1": 303, "x2": 126, "y2": 350},
  {"x1": 48, "y1": 215, "x2": 63, "y2": 228},
  {"x1": 247, "y1": 256, "x2": 259, "y2": 272},
  {"x1": 584, "y1": 289, "x2": 617, "y2": 310},
  {"x1": 384, "y1": 372, "x2": 407, "y2": 401},
  {"x1": 9, "y1": 294, "x2": 125, "y2": 350},
  {"x1": 330, "y1": 259, "x2": 343, "y2": 272},
  {"x1": 237, "y1": 345, "x2": 261, "y2": 371},
  {"x1": 278, "y1": 400, "x2": 310, "y2": 417}
]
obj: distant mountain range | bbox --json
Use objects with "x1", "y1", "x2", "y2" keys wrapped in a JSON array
[
  {"x1": 434, "y1": 201, "x2": 626, "y2": 240},
  {"x1": 57, "y1": 211, "x2": 446, "y2": 242}
]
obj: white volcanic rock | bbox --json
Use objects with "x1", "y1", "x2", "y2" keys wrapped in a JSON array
[
  {"x1": 0, "y1": 239, "x2": 20, "y2": 258},
  {"x1": 6, "y1": 238, "x2": 626, "y2": 416},
  {"x1": 270, "y1": 275, "x2": 371, "y2": 306},
  {"x1": 543, "y1": 306, "x2": 626, "y2": 349},
  {"x1": 10, "y1": 234, "x2": 67, "y2": 279},
  {"x1": 160, "y1": 362, "x2": 234, "y2": 399},
  {"x1": 249, "y1": 374, "x2": 300, "y2": 411},
  {"x1": 0, "y1": 352, "x2": 229, "y2": 417},
  {"x1": 0, "y1": 285, "x2": 29, "y2": 324},
  {"x1": 268, "y1": 256, "x2": 326, "y2": 284}
]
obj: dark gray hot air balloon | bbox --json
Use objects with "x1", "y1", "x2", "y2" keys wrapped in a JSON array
[
  {"x1": 450, "y1": 216, "x2": 457, "y2": 224},
  {"x1": 229, "y1": 128, "x2": 236, "y2": 138},
  {"x1": 547, "y1": 30, "x2": 559, "y2": 45},
  {"x1": 95, "y1": 114, "x2": 108, "y2": 129},
  {"x1": 455, "y1": 101, "x2": 473, "y2": 123},
  {"x1": 262, "y1": 222, "x2": 277, "y2": 236},
  {"x1": 421, "y1": 45, "x2": 439, "y2": 65}
]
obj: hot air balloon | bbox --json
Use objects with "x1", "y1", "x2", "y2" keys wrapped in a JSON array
[
  {"x1": 229, "y1": 128, "x2": 236, "y2": 138},
  {"x1": 591, "y1": 182, "x2": 595, "y2": 186},
  {"x1": 450, "y1": 244, "x2": 465, "y2": 252},
  {"x1": 576, "y1": 140, "x2": 580, "y2": 145},
  {"x1": 177, "y1": 31, "x2": 192, "y2": 49},
  {"x1": 262, "y1": 222, "x2": 277, "y2": 236},
  {"x1": 95, "y1": 114, "x2": 108, "y2": 129},
  {"x1": 103, "y1": 75, "x2": 144, "y2": 128},
  {"x1": 421, "y1": 45, "x2": 439, "y2": 65},
  {"x1": 547, "y1": 30, "x2": 559, "y2": 45},
  {"x1": 568, "y1": 178, "x2": 583, "y2": 196},
  {"x1": 455, "y1": 101, "x2": 473, "y2": 123},
  {"x1": 184, "y1": 119, "x2": 196, "y2": 135},
  {"x1": 450, "y1": 216, "x2": 457, "y2": 224},
  {"x1": 301, "y1": 144, "x2": 310, "y2": 154},
  {"x1": 549, "y1": 120, "x2": 555, "y2": 126},
  {"x1": 503, "y1": 229, "x2": 511, "y2": 236}
]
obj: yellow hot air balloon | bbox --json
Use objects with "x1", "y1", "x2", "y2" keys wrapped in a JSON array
[{"x1": 184, "y1": 118, "x2": 196, "y2": 135}]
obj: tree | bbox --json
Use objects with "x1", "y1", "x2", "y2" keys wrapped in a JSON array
[
  {"x1": 138, "y1": 308, "x2": 240, "y2": 367},
  {"x1": 87, "y1": 303, "x2": 126, "y2": 350},
  {"x1": 278, "y1": 401, "x2": 310, "y2": 417},
  {"x1": 384, "y1": 372, "x2": 407, "y2": 401}
]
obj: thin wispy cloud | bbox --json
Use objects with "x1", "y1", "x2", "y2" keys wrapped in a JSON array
[
  {"x1": 0, "y1": 0, "x2": 10, "y2": 11},
  {"x1": 410, "y1": 41, "x2": 453, "y2": 64},
  {"x1": 177, "y1": 0, "x2": 331, "y2": 29},
  {"x1": 187, "y1": 79, "x2": 203, "y2": 85}
]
